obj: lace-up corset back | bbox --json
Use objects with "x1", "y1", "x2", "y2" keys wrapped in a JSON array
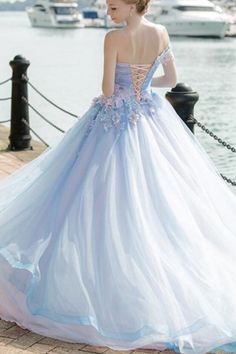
[
  {"x1": 114, "y1": 45, "x2": 174, "y2": 100},
  {"x1": 115, "y1": 61, "x2": 154, "y2": 101},
  {"x1": 130, "y1": 63, "x2": 152, "y2": 101}
]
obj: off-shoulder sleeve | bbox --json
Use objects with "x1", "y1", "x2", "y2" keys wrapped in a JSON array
[{"x1": 160, "y1": 45, "x2": 175, "y2": 66}]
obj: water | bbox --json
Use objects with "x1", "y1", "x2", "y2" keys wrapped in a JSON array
[{"x1": 0, "y1": 11, "x2": 236, "y2": 193}]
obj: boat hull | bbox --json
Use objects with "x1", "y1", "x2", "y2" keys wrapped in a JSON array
[
  {"x1": 27, "y1": 8, "x2": 84, "y2": 28},
  {"x1": 154, "y1": 20, "x2": 229, "y2": 37}
]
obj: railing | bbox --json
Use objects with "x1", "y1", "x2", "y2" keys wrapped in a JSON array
[{"x1": 0, "y1": 54, "x2": 235, "y2": 187}]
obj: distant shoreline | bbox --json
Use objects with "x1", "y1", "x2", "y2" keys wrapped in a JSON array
[{"x1": 0, "y1": 1, "x2": 235, "y2": 15}]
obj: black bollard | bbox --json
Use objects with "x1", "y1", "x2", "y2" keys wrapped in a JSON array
[
  {"x1": 8, "y1": 55, "x2": 32, "y2": 151},
  {"x1": 165, "y1": 83, "x2": 199, "y2": 134}
]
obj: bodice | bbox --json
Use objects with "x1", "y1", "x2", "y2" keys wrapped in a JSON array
[
  {"x1": 90, "y1": 45, "x2": 175, "y2": 133},
  {"x1": 114, "y1": 44, "x2": 174, "y2": 100}
]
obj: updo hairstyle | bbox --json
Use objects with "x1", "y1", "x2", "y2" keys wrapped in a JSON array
[{"x1": 123, "y1": 0, "x2": 151, "y2": 14}]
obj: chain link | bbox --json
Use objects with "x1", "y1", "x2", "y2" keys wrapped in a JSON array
[
  {"x1": 22, "y1": 96, "x2": 65, "y2": 133},
  {"x1": 192, "y1": 116, "x2": 236, "y2": 153},
  {"x1": 0, "y1": 78, "x2": 11, "y2": 86},
  {"x1": 192, "y1": 115, "x2": 235, "y2": 186},
  {"x1": 22, "y1": 74, "x2": 78, "y2": 119},
  {"x1": 22, "y1": 119, "x2": 49, "y2": 147},
  {"x1": 220, "y1": 174, "x2": 236, "y2": 186},
  {"x1": 0, "y1": 97, "x2": 11, "y2": 101}
]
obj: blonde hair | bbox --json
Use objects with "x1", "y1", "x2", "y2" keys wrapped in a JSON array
[{"x1": 123, "y1": 0, "x2": 151, "y2": 14}]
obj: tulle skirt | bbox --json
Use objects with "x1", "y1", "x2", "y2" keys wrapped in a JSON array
[{"x1": 0, "y1": 92, "x2": 236, "y2": 354}]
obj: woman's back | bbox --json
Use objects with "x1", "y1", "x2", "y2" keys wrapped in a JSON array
[{"x1": 115, "y1": 21, "x2": 168, "y2": 65}]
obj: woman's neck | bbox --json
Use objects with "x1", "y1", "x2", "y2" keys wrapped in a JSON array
[{"x1": 124, "y1": 14, "x2": 145, "y2": 32}]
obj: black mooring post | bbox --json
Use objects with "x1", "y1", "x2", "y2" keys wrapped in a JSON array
[
  {"x1": 165, "y1": 83, "x2": 199, "y2": 134},
  {"x1": 8, "y1": 55, "x2": 32, "y2": 151}
]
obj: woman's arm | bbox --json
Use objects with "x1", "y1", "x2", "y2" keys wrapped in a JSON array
[
  {"x1": 102, "y1": 31, "x2": 118, "y2": 97},
  {"x1": 151, "y1": 27, "x2": 177, "y2": 88},
  {"x1": 151, "y1": 58, "x2": 177, "y2": 88}
]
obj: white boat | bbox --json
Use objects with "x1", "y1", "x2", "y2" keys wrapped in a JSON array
[
  {"x1": 81, "y1": 0, "x2": 122, "y2": 28},
  {"x1": 26, "y1": 0, "x2": 85, "y2": 28},
  {"x1": 145, "y1": 0, "x2": 232, "y2": 38}
]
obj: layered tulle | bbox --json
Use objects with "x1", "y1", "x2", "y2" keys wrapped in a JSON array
[{"x1": 1, "y1": 46, "x2": 236, "y2": 354}]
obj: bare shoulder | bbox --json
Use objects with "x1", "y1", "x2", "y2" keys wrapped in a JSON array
[
  {"x1": 152, "y1": 24, "x2": 169, "y2": 43},
  {"x1": 103, "y1": 30, "x2": 121, "y2": 53},
  {"x1": 104, "y1": 29, "x2": 122, "y2": 40},
  {"x1": 104, "y1": 29, "x2": 123, "y2": 50},
  {"x1": 138, "y1": 21, "x2": 169, "y2": 45}
]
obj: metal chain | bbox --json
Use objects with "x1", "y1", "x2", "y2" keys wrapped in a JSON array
[
  {"x1": 0, "y1": 97, "x2": 11, "y2": 101},
  {"x1": 0, "y1": 78, "x2": 11, "y2": 86},
  {"x1": 192, "y1": 115, "x2": 235, "y2": 186},
  {"x1": 193, "y1": 116, "x2": 236, "y2": 153},
  {"x1": 22, "y1": 119, "x2": 49, "y2": 147},
  {"x1": 220, "y1": 173, "x2": 236, "y2": 186},
  {"x1": 22, "y1": 96, "x2": 65, "y2": 133},
  {"x1": 22, "y1": 74, "x2": 78, "y2": 119}
]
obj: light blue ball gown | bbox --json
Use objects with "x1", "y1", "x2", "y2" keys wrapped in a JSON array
[{"x1": 1, "y1": 44, "x2": 236, "y2": 354}]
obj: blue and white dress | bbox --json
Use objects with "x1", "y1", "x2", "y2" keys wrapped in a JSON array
[{"x1": 1, "y1": 45, "x2": 236, "y2": 354}]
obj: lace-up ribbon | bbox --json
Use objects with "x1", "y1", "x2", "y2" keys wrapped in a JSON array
[{"x1": 130, "y1": 64, "x2": 152, "y2": 101}]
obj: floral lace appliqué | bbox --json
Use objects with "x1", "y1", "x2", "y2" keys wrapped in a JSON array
[{"x1": 90, "y1": 85, "x2": 157, "y2": 133}]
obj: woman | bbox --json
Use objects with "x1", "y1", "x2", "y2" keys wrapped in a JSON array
[{"x1": 0, "y1": 1, "x2": 236, "y2": 353}]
